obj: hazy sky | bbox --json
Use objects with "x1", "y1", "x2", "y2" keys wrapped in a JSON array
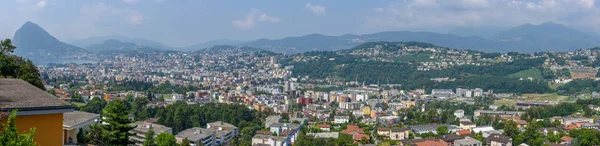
[{"x1": 1, "y1": 0, "x2": 599, "y2": 47}]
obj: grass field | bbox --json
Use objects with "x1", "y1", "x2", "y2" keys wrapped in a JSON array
[
  {"x1": 72, "y1": 102, "x2": 86, "y2": 108},
  {"x1": 521, "y1": 93, "x2": 568, "y2": 101},
  {"x1": 548, "y1": 82, "x2": 566, "y2": 90},
  {"x1": 494, "y1": 99, "x2": 517, "y2": 106},
  {"x1": 508, "y1": 68, "x2": 543, "y2": 79}
]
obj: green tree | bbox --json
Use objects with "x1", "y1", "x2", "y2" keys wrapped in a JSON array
[
  {"x1": 180, "y1": 138, "x2": 191, "y2": 146},
  {"x1": 102, "y1": 100, "x2": 135, "y2": 145},
  {"x1": 0, "y1": 111, "x2": 36, "y2": 146},
  {"x1": 503, "y1": 120, "x2": 520, "y2": 138},
  {"x1": 76, "y1": 128, "x2": 87, "y2": 144},
  {"x1": 85, "y1": 123, "x2": 104, "y2": 145},
  {"x1": 156, "y1": 132, "x2": 177, "y2": 146},
  {"x1": 436, "y1": 126, "x2": 449, "y2": 135},
  {"x1": 228, "y1": 136, "x2": 240, "y2": 146},
  {"x1": 48, "y1": 90, "x2": 56, "y2": 96},
  {"x1": 0, "y1": 39, "x2": 16, "y2": 54},
  {"x1": 0, "y1": 39, "x2": 44, "y2": 89},
  {"x1": 547, "y1": 132, "x2": 561, "y2": 143},
  {"x1": 281, "y1": 114, "x2": 290, "y2": 123},
  {"x1": 80, "y1": 97, "x2": 108, "y2": 114},
  {"x1": 132, "y1": 97, "x2": 149, "y2": 120},
  {"x1": 143, "y1": 129, "x2": 157, "y2": 146},
  {"x1": 72, "y1": 93, "x2": 83, "y2": 103}
]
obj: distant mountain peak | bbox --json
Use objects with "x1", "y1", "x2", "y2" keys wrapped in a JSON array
[
  {"x1": 16, "y1": 21, "x2": 51, "y2": 38},
  {"x1": 539, "y1": 21, "x2": 561, "y2": 26},
  {"x1": 12, "y1": 21, "x2": 86, "y2": 64}
]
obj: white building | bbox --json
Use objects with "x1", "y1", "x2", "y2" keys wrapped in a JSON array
[
  {"x1": 454, "y1": 110, "x2": 465, "y2": 119},
  {"x1": 173, "y1": 94, "x2": 185, "y2": 101},
  {"x1": 334, "y1": 116, "x2": 349, "y2": 124}
]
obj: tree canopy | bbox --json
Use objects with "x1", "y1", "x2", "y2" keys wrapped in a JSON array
[
  {"x1": 101, "y1": 100, "x2": 135, "y2": 145},
  {"x1": 0, "y1": 111, "x2": 36, "y2": 146}
]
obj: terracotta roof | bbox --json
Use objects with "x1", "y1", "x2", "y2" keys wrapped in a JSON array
[
  {"x1": 515, "y1": 120, "x2": 528, "y2": 125},
  {"x1": 255, "y1": 130, "x2": 271, "y2": 135},
  {"x1": 457, "y1": 129, "x2": 471, "y2": 135},
  {"x1": 413, "y1": 139, "x2": 449, "y2": 146},
  {"x1": 561, "y1": 136, "x2": 573, "y2": 142},
  {"x1": 317, "y1": 124, "x2": 331, "y2": 128},
  {"x1": 342, "y1": 125, "x2": 364, "y2": 135},
  {"x1": 565, "y1": 124, "x2": 578, "y2": 130},
  {"x1": 353, "y1": 133, "x2": 370, "y2": 141}
]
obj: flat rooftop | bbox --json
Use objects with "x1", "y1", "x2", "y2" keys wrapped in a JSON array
[
  {"x1": 0, "y1": 79, "x2": 72, "y2": 111},
  {"x1": 63, "y1": 111, "x2": 100, "y2": 129},
  {"x1": 176, "y1": 127, "x2": 215, "y2": 142}
]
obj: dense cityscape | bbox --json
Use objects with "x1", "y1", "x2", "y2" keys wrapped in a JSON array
[
  {"x1": 3, "y1": 1, "x2": 600, "y2": 146},
  {"x1": 24, "y1": 41, "x2": 600, "y2": 146}
]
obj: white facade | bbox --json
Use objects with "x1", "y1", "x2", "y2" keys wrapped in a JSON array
[
  {"x1": 454, "y1": 110, "x2": 465, "y2": 118},
  {"x1": 334, "y1": 116, "x2": 349, "y2": 124}
]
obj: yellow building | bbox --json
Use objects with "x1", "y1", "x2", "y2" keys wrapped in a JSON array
[
  {"x1": 362, "y1": 107, "x2": 371, "y2": 116},
  {"x1": 0, "y1": 79, "x2": 73, "y2": 145}
]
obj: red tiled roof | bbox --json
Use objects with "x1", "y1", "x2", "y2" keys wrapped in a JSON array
[
  {"x1": 353, "y1": 133, "x2": 370, "y2": 141},
  {"x1": 561, "y1": 136, "x2": 573, "y2": 142},
  {"x1": 317, "y1": 124, "x2": 331, "y2": 128},
  {"x1": 342, "y1": 125, "x2": 365, "y2": 135},
  {"x1": 456, "y1": 129, "x2": 471, "y2": 135},
  {"x1": 414, "y1": 139, "x2": 449, "y2": 146}
]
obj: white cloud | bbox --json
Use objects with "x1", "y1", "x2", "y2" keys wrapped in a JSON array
[
  {"x1": 122, "y1": 0, "x2": 140, "y2": 3},
  {"x1": 232, "y1": 9, "x2": 280, "y2": 29},
  {"x1": 365, "y1": 0, "x2": 600, "y2": 32},
  {"x1": 80, "y1": 2, "x2": 145, "y2": 25},
  {"x1": 305, "y1": 3, "x2": 326, "y2": 16},
  {"x1": 31, "y1": 0, "x2": 47, "y2": 11},
  {"x1": 36, "y1": 0, "x2": 47, "y2": 8},
  {"x1": 129, "y1": 13, "x2": 145, "y2": 25},
  {"x1": 259, "y1": 13, "x2": 280, "y2": 22}
]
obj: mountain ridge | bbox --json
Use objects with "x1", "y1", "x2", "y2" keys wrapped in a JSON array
[{"x1": 12, "y1": 21, "x2": 88, "y2": 64}]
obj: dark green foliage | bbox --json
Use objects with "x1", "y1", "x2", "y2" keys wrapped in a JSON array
[
  {"x1": 524, "y1": 102, "x2": 582, "y2": 119},
  {"x1": 503, "y1": 120, "x2": 520, "y2": 138},
  {"x1": 108, "y1": 80, "x2": 204, "y2": 94},
  {"x1": 155, "y1": 132, "x2": 176, "y2": 146},
  {"x1": 555, "y1": 68, "x2": 571, "y2": 78},
  {"x1": 79, "y1": 97, "x2": 107, "y2": 114},
  {"x1": 0, "y1": 111, "x2": 36, "y2": 146},
  {"x1": 72, "y1": 93, "x2": 84, "y2": 103},
  {"x1": 77, "y1": 128, "x2": 87, "y2": 144},
  {"x1": 294, "y1": 127, "x2": 354, "y2": 146},
  {"x1": 569, "y1": 129, "x2": 600, "y2": 146},
  {"x1": 570, "y1": 55, "x2": 588, "y2": 61},
  {"x1": 290, "y1": 48, "x2": 551, "y2": 93},
  {"x1": 0, "y1": 53, "x2": 44, "y2": 89},
  {"x1": 131, "y1": 97, "x2": 149, "y2": 120},
  {"x1": 143, "y1": 129, "x2": 156, "y2": 146},
  {"x1": 0, "y1": 38, "x2": 44, "y2": 89},
  {"x1": 85, "y1": 123, "x2": 104, "y2": 145},
  {"x1": 513, "y1": 123, "x2": 544, "y2": 146},
  {"x1": 557, "y1": 79, "x2": 600, "y2": 95},
  {"x1": 102, "y1": 100, "x2": 135, "y2": 145},
  {"x1": 155, "y1": 101, "x2": 265, "y2": 145},
  {"x1": 0, "y1": 39, "x2": 16, "y2": 54},
  {"x1": 436, "y1": 126, "x2": 449, "y2": 135},
  {"x1": 180, "y1": 138, "x2": 191, "y2": 146}
]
